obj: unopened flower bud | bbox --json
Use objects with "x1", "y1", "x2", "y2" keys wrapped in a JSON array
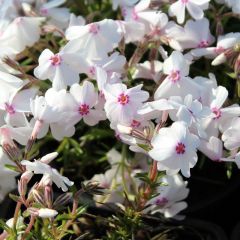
[
  {"x1": 44, "y1": 185, "x2": 53, "y2": 208},
  {"x1": 38, "y1": 208, "x2": 58, "y2": 218},
  {"x1": 32, "y1": 189, "x2": 45, "y2": 206},
  {"x1": 212, "y1": 53, "x2": 227, "y2": 66},
  {"x1": 28, "y1": 207, "x2": 58, "y2": 218},
  {"x1": 40, "y1": 152, "x2": 58, "y2": 164},
  {"x1": 18, "y1": 179, "x2": 27, "y2": 198},
  {"x1": 21, "y1": 171, "x2": 33, "y2": 183}
]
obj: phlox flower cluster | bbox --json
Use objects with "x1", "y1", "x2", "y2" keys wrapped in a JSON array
[{"x1": 0, "y1": 0, "x2": 239, "y2": 227}]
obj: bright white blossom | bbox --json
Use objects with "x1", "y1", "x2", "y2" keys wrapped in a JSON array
[
  {"x1": 104, "y1": 83, "x2": 149, "y2": 125},
  {"x1": 168, "y1": 0, "x2": 210, "y2": 24},
  {"x1": 34, "y1": 48, "x2": 84, "y2": 90},
  {"x1": 21, "y1": 154, "x2": 74, "y2": 192},
  {"x1": 65, "y1": 19, "x2": 122, "y2": 58},
  {"x1": 66, "y1": 81, "x2": 106, "y2": 126},
  {"x1": 149, "y1": 121, "x2": 200, "y2": 177},
  {"x1": 154, "y1": 51, "x2": 202, "y2": 99}
]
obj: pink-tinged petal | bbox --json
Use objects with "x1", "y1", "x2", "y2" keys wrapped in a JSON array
[
  {"x1": 163, "y1": 51, "x2": 189, "y2": 76},
  {"x1": 154, "y1": 78, "x2": 173, "y2": 100},
  {"x1": 126, "y1": 86, "x2": 149, "y2": 103},
  {"x1": 65, "y1": 25, "x2": 89, "y2": 40},
  {"x1": 5, "y1": 112, "x2": 28, "y2": 127},
  {"x1": 52, "y1": 63, "x2": 79, "y2": 90},
  {"x1": 10, "y1": 126, "x2": 32, "y2": 145},
  {"x1": 70, "y1": 81, "x2": 97, "y2": 107},
  {"x1": 34, "y1": 61, "x2": 54, "y2": 80},
  {"x1": 221, "y1": 105, "x2": 240, "y2": 117},
  {"x1": 171, "y1": 121, "x2": 187, "y2": 141},
  {"x1": 191, "y1": 47, "x2": 216, "y2": 58},
  {"x1": 198, "y1": 137, "x2": 223, "y2": 161},
  {"x1": 192, "y1": 0, "x2": 210, "y2": 7},
  {"x1": 96, "y1": 67, "x2": 108, "y2": 90},
  {"x1": 176, "y1": 106, "x2": 192, "y2": 125},
  {"x1": 169, "y1": 1, "x2": 186, "y2": 24},
  {"x1": 164, "y1": 202, "x2": 187, "y2": 218},
  {"x1": 81, "y1": 81, "x2": 98, "y2": 107},
  {"x1": 149, "y1": 146, "x2": 175, "y2": 162},
  {"x1": 135, "y1": 0, "x2": 151, "y2": 12},
  {"x1": 99, "y1": 19, "x2": 122, "y2": 44},
  {"x1": 186, "y1": 2, "x2": 204, "y2": 20},
  {"x1": 104, "y1": 83, "x2": 127, "y2": 98},
  {"x1": 83, "y1": 109, "x2": 106, "y2": 126},
  {"x1": 211, "y1": 86, "x2": 228, "y2": 109},
  {"x1": 38, "y1": 49, "x2": 54, "y2": 64},
  {"x1": 50, "y1": 123, "x2": 75, "y2": 141},
  {"x1": 12, "y1": 88, "x2": 38, "y2": 112}
]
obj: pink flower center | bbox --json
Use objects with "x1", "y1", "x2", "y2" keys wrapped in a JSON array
[
  {"x1": 198, "y1": 40, "x2": 209, "y2": 48},
  {"x1": 5, "y1": 103, "x2": 15, "y2": 115},
  {"x1": 50, "y1": 54, "x2": 62, "y2": 66},
  {"x1": 89, "y1": 66, "x2": 96, "y2": 76},
  {"x1": 181, "y1": 0, "x2": 189, "y2": 3},
  {"x1": 212, "y1": 107, "x2": 222, "y2": 119},
  {"x1": 132, "y1": 9, "x2": 139, "y2": 21},
  {"x1": 118, "y1": 93, "x2": 130, "y2": 105},
  {"x1": 40, "y1": 8, "x2": 48, "y2": 15},
  {"x1": 155, "y1": 197, "x2": 168, "y2": 206},
  {"x1": 214, "y1": 46, "x2": 225, "y2": 55},
  {"x1": 131, "y1": 120, "x2": 141, "y2": 128},
  {"x1": 78, "y1": 104, "x2": 90, "y2": 116},
  {"x1": 151, "y1": 27, "x2": 162, "y2": 37},
  {"x1": 89, "y1": 23, "x2": 100, "y2": 34},
  {"x1": 121, "y1": 7, "x2": 127, "y2": 17},
  {"x1": 168, "y1": 70, "x2": 180, "y2": 83},
  {"x1": 176, "y1": 142, "x2": 186, "y2": 154}
]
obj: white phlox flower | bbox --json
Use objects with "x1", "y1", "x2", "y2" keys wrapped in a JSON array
[
  {"x1": 34, "y1": 48, "x2": 86, "y2": 90},
  {"x1": 65, "y1": 81, "x2": 106, "y2": 126},
  {"x1": 145, "y1": 174, "x2": 189, "y2": 218},
  {"x1": 21, "y1": 153, "x2": 74, "y2": 192},
  {"x1": 65, "y1": 19, "x2": 122, "y2": 58},
  {"x1": 104, "y1": 83, "x2": 149, "y2": 125},
  {"x1": 149, "y1": 121, "x2": 200, "y2": 178},
  {"x1": 168, "y1": 0, "x2": 210, "y2": 24},
  {"x1": 154, "y1": 51, "x2": 202, "y2": 100}
]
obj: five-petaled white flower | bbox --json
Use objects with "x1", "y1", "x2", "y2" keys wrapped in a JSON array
[
  {"x1": 149, "y1": 121, "x2": 200, "y2": 177},
  {"x1": 168, "y1": 0, "x2": 210, "y2": 24},
  {"x1": 21, "y1": 155, "x2": 74, "y2": 192},
  {"x1": 104, "y1": 83, "x2": 149, "y2": 125}
]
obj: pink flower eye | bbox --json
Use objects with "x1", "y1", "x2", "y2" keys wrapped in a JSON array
[
  {"x1": 40, "y1": 8, "x2": 48, "y2": 15},
  {"x1": 198, "y1": 40, "x2": 209, "y2": 48},
  {"x1": 176, "y1": 142, "x2": 186, "y2": 154},
  {"x1": 89, "y1": 66, "x2": 96, "y2": 76},
  {"x1": 155, "y1": 197, "x2": 168, "y2": 206},
  {"x1": 212, "y1": 107, "x2": 222, "y2": 119},
  {"x1": 5, "y1": 103, "x2": 15, "y2": 115},
  {"x1": 168, "y1": 70, "x2": 180, "y2": 83},
  {"x1": 78, "y1": 104, "x2": 90, "y2": 116},
  {"x1": 181, "y1": 0, "x2": 189, "y2": 3},
  {"x1": 50, "y1": 54, "x2": 62, "y2": 66},
  {"x1": 214, "y1": 46, "x2": 225, "y2": 55},
  {"x1": 132, "y1": 9, "x2": 139, "y2": 21},
  {"x1": 131, "y1": 120, "x2": 141, "y2": 128},
  {"x1": 89, "y1": 23, "x2": 100, "y2": 34},
  {"x1": 118, "y1": 93, "x2": 130, "y2": 105}
]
